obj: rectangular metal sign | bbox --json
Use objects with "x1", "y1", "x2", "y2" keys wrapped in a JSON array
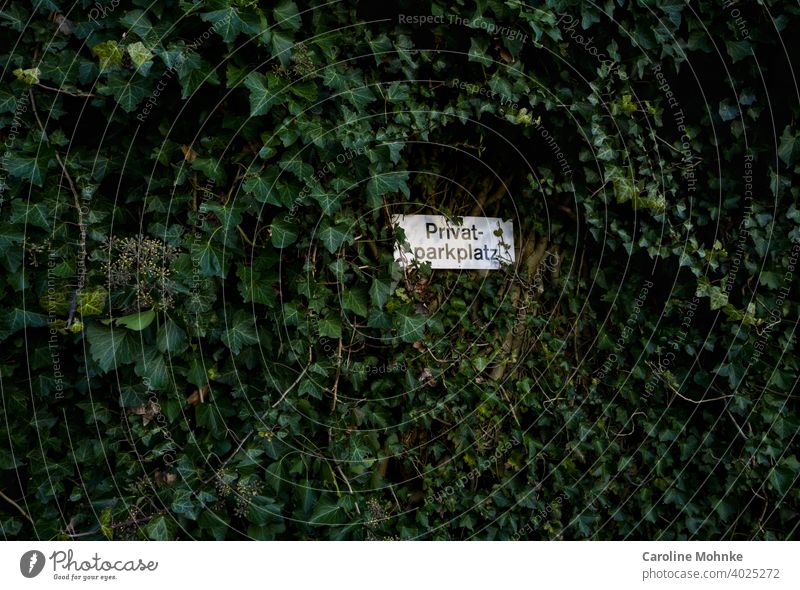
[{"x1": 393, "y1": 214, "x2": 515, "y2": 270}]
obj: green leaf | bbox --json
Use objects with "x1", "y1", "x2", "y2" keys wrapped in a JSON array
[
  {"x1": 318, "y1": 222, "x2": 350, "y2": 253},
  {"x1": 134, "y1": 345, "x2": 168, "y2": 389},
  {"x1": 397, "y1": 314, "x2": 426, "y2": 343},
  {"x1": 114, "y1": 308, "x2": 156, "y2": 331},
  {"x1": 273, "y1": 0, "x2": 301, "y2": 31},
  {"x1": 369, "y1": 279, "x2": 392, "y2": 309},
  {"x1": 317, "y1": 315, "x2": 342, "y2": 339},
  {"x1": 157, "y1": 320, "x2": 188, "y2": 354},
  {"x1": 175, "y1": 53, "x2": 221, "y2": 99},
  {"x1": 244, "y1": 72, "x2": 276, "y2": 117},
  {"x1": 468, "y1": 37, "x2": 492, "y2": 66},
  {"x1": 309, "y1": 499, "x2": 346, "y2": 525},
  {"x1": 192, "y1": 240, "x2": 225, "y2": 278},
  {"x1": 86, "y1": 323, "x2": 138, "y2": 372},
  {"x1": 248, "y1": 496, "x2": 283, "y2": 525},
  {"x1": 243, "y1": 173, "x2": 279, "y2": 204},
  {"x1": 0, "y1": 308, "x2": 48, "y2": 340},
  {"x1": 718, "y1": 100, "x2": 738, "y2": 122},
  {"x1": 196, "y1": 404, "x2": 225, "y2": 438},
  {"x1": 145, "y1": 516, "x2": 172, "y2": 540},
  {"x1": 341, "y1": 287, "x2": 368, "y2": 317},
  {"x1": 271, "y1": 214, "x2": 299, "y2": 248},
  {"x1": 98, "y1": 73, "x2": 151, "y2": 112},
  {"x1": 709, "y1": 287, "x2": 728, "y2": 310},
  {"x1": 99, "y1": 508, "x2": 113, "y2": 540},
  {"x1": 365, "y1": 172, "x2": 410, "y2": 209},
  {"x1": 222, "y1": 311, "x2": 259, "y2": 354},
  {"x1": 726, "y1": 40, "x2": 752, "y2": 63},
  {"x1": 200, "y1": 8, "x2": 244, "y2": 43},
  {"x1": 271, "y1": 31, "x2": 294, "y2": 67},
  {"x1": 310, "y1": 187, "x2": 341, "y2": 216},
  {"x1": 4, "y1": 152, "x2": 48, "y2": 186},
  {"x1": 778, "y1": 126, "x2": 798, "y2": 166},
  {"x1": 172, "y1": 490, "x2": 201, "y2": 521}
]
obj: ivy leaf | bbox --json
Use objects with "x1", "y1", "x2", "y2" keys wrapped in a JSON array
[
  {"x1": 86, "y1": 323, "x2": 138, "y2": 372},
  {"x1": 98, "y1": 73, "x2": 151, "y2": 112},
  {"x1": 716, "y1": 363, "x2": 744, "y2": 389},
  {"x1": 91, "y1": 40, "x2": 122, "y2": 71},
  {"x1": 317, "y1": 315, "x2": 342, "y2": 338},
  {"x1": 244, "y1": 72, "x2": 277, "y2": 117},
  {"x1": 769, "y1": 465, "x2": 792, "y2": 495},
  {"x1": 271, "y1": 214, "x2": 299, "y2": 248},
  {"x1": 119, "y1": 10, "x2": 155, "y2": 42},
  {"x1": 145, "y1": 516, "x2": 172, "y2": 540},
  {"x1": 369, "y1": 279, "x2": 392, "y2": 309},
  {"x1": 157, "y1": 320, "x2": 188, "y2": 354},
  {"x1": 708, "y1": 287, "x2": 728, "y2": 310},
  {"x1": 12, "y1": 67, "x2": 40, "y2": 85},
  {"x1": 222, "y1": 311, "x2": 259, "y2": 354},
  {"x1": 126, "y1": 41, "x2": 154, "y2": 68},
  {"x1": 114, "y1": 308, "x2": 156, "y2": 331},
  {"x1": 366, "y1": 172, "x2": 410, "y2": 209},
  {"x1": 196, "y1": 404, "x2": 226, "y2": 438},
  {"x1": 3, "y1": 152, "x2": 48, "y2": 186},
  {"x1": 271, "y1": 31, "x2": 294, "y2": 67},
  {"x1": 318, "y1": 222, "x2": 351, "y2": 253},
  {"x1": 248, "y1": 496, "x2": 284, "y2": 525},
  {"x1": 243, "y1": 173, "x2": 280, "y2": 205},
  {"x1": 310, "y1": 187, "x2": 341, "y2": 216},
  {"x1": 309, "y1": 499, "x2": 346, "y2": 525},
  {"x1": 0, "y1": 88, "x2": 17, "y2": 113},
  {"x1": 726, "y1": 40, "x2": 752, "y2": 63},
  {"x1": 468, "y1": 37, "x2": 492, "y2": 66},
  {"x1": 0, "y1": 309, "x2": 47, "y2": 341},
  {"x1": 778, "y1": 126, "x2": 798, "y2": 166},
  {"x1": 134, "y1": 345, "x2": 168, "y2": 389},
  {"x1": 273, "y1": 0, "x2": 301, "y2": 31},
  {"x1": 397, "y1": 314, "x2": 426, "y2": 343},
  {"x1": 283, "y1": 303, "x2": 300, "y2": 326},
  {"x1": 172, "y1": 490, "x2": 201, "y2": 521},
  {"x1": 718, "y1": 100, "x2": 738, "y2": 122},
  {"x1": 175, "y1": 53, "x2": 221, "y2": 99},
  {"x1": 342, "y1": 287, "x2": 368, "y2": 317},
  {"x1": 77, "y1": 287, "x2": 107, "y2": 316},
  {"x1": 192, "y1": 240, "x2": 224, "y2": 277},
  {"x1": 200, "y1": 8, "x2": 244, "y2": 43}
]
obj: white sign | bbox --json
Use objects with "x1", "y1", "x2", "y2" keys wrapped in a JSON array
[{"x1": 393, "y1": 214, "x2": 515, "y2": 270}]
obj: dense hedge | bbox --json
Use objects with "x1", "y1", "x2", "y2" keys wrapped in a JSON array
[{"x1": 1, "y1": 0, "x2": 798, "y2": 540}]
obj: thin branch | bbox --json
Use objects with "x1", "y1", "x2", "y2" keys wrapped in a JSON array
[
  {"x1": 35, "y1": 83, "x2": 95, "y2": 98},
  {"x1": 335, "y1": 464, "x2": 361, "y2": 515},
  {"x1": 727, "y1": 410, "x2": 749, "y2": 441},
  {"x1": 0, "y1": 489, "x2": 35, "y2": 526},
  {"x1": 272, "y1": 346, "x2": 312, "y2": 408},
  {"x1": 330, "y1": 338, "x2": 343, "y2": 411},
  {"x1": 671, "y1": 388, "x2": 733, "y2": 404}
]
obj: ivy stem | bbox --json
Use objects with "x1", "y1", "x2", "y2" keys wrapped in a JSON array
[{"x1": 236, "y1": 224, "x2": 256, "y2": 247}]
